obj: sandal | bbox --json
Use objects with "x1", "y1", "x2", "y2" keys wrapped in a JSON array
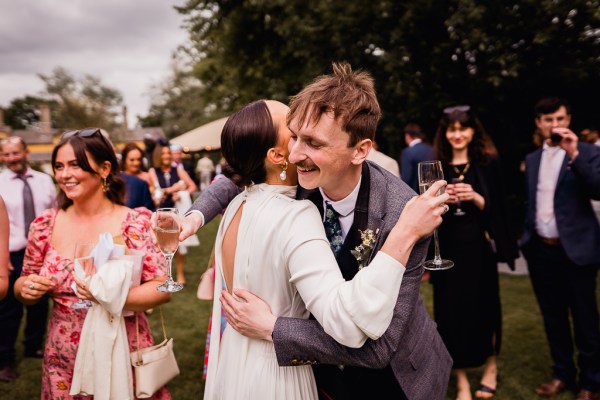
[{"x1": 474, "y1": 383, "x2": 496, "y2": 399}]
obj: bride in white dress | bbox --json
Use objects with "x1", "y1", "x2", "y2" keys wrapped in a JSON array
[{"x1": 203, "y1": 100, "x2": 423, "y2": 399}]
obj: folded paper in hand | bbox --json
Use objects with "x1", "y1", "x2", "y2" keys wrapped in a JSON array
[{"x1": 71, "y1": 233, "x2": 144, "y2": 299}]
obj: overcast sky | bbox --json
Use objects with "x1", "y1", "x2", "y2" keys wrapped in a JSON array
[{"x1": 0, "y1": 0, "x2": 188, "y2": 128}]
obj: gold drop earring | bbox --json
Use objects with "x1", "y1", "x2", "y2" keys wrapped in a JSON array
[{"x1": 280, "y1": 160, "x2": 288, "y2": 181}]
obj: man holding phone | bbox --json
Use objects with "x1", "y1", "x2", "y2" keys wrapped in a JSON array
[{"x1": 521, "y1": 97, "x2": 600, "y2": 400}]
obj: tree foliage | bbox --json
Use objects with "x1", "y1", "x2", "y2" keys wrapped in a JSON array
[
  {"x1": 155, "y1": 0, "x2": 600, "y2": 181},
  {"x1": 38, "y1": 67, "x2": 124, "y2": 131},
  {"x1": 139, "y1": 58, "x2": 222, "y2": 138},
  {"x1": 3, "y1": 96, "x2": 59, "y2": 130}
]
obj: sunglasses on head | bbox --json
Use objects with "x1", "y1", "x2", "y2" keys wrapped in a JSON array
[
  {"x1": 61, "y1": 128, "x2": 103, "y2": 140},
  {"x1": 443, "y1": 105, "x2": 470, "y2": 114}
]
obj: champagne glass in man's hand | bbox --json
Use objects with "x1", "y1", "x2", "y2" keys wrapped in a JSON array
[
  {"x1": 418, "y1": 161, "x2": 454, "y2": 270},
  {"x1": 155, "y1": 208, "x2": 184, "y2": 293}
]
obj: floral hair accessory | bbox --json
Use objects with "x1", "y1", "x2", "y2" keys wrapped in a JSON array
[{"x1": 351, "y1": 228, "x2": 379, "y2": 270}]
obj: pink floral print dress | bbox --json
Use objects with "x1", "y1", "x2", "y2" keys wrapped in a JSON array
[{"x1": 23, "y1": 207, "x2": 171, "y2": 400}]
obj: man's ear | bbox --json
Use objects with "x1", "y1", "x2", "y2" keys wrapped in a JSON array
[{"x1": 351, "y1": 139, "x2": 373, "y2": 165}]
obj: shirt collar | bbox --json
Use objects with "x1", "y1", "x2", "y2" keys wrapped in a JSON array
[
  {"x1": 542, "y1": 143, "x2": 564, "y2": 153},
  {"x1": 319, "y1": 176, "x2": 362, "y2": 218},
  {"x1": 8, "y1": 166, "x2": 32, "y2": 179},
  {"x1": 409, "y1": 138, "x2": 422, "y2": 148}
]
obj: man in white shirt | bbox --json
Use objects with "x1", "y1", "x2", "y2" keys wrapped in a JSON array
[
  {"x1": 0, "y1": 137, "x2": 56, "y2": 382},
  {"x1": 521, "y1": 98, "x2": 600, "y2": 400},
  {"x1": 366, "y1": 141, "x2": 400, "y2": 178},
  {"x1": 195, "y1": 153, "x2": 215, "y2": 192}
]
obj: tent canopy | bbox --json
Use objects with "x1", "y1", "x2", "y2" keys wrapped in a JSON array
[{"x1": 170, "y1": 117, "x2": 229, "y2": 152}]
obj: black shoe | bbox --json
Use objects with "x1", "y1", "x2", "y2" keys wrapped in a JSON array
[
  {"x1": 24, "y1": 349, "x2": 44, "y2": 358},
  {"x1": 0, "y1": 365, "x2": 17, "y2": 382}
]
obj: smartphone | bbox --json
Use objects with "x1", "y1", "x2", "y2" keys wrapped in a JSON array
[{"x1": 550, "y1": 132, "x2": 562, "y2": 144}]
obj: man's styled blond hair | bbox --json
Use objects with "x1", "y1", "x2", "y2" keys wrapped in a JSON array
[{"x1": 287, "y1": 62, "x2": 381, "y2": 146}]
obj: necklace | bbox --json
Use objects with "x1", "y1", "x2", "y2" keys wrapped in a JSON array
[{"x1": 452, "y1": 161, "x2": 470, "y2": 181}]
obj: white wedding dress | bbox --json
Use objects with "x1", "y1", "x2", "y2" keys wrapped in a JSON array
[{"x1": 203, "y1": 184, "x2": 406, "y2": 400}]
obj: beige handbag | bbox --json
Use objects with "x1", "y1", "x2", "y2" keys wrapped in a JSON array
[
  {"x1": 131, "y1": 308, "x2": 180, "y2": 398},
  {"x1": 197, "y1": 245, "x2": 216, "y2": 300}
]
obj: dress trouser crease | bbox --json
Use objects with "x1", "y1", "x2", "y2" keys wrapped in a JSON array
[
  {"x1": 526, "y1": 237, "x2": 600, "y2": 392},
  {"x1": 0, "y1": 249, "x2": 49, "y2": 366}
]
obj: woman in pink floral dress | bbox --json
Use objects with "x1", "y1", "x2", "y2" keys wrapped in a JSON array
[{"x1": 14, "y1": 128, "x2": 172, "y2": 399}]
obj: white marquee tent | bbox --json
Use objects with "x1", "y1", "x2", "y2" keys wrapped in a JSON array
[{"x1": 170, "y1": 116, "x2": 229, "y2": 152}]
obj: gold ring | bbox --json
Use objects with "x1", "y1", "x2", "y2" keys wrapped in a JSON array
[
  {"x1": 28, "y1": 283, "x2": 35, "y2": 290},
  {"x1": 442, "y1": 204, "x2": 450, "y2": 214}
]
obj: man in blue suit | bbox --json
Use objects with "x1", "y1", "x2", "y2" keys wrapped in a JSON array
[
  {"x1": 521, "y1": 97, "x2": 600, "y2": 400},
  {"x1": 399, "y1": 123, "x2": 435, "y2": 193}
]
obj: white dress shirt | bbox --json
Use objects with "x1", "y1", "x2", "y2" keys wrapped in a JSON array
[
  {"x1": 535, "y1": 144, "x2": 566, "y2": 239},
  {"x1": 408, "y1": 138, "x2": 422, "y2": 148},
  {"x1": 320, "y1": 177, "x2": 362, "y2": 241},
  {"x1": 0, "y1": 167, "x2": 57, "y2": 252}
]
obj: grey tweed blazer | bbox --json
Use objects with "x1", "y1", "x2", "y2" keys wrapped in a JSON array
[{"x1": 188, "y1": 161, "x2": 452, "y2": 400}]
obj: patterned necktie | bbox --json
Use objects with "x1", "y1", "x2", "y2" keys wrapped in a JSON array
[
  {"x1": 17, "y1": 175, "x2": 35, "y2": 239},
  {"x1": 324, "y1": 202, "x2": 343, "y2": 256}
]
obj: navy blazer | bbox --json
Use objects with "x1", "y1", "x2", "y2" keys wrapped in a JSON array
[
  {"x1": 521, "y1": 142, "x2": 600, "y2": 266},
  {"x1": 400, "y1": 142, "x2": 436, "y2": 193},
  {"x1": 121, "y1": 173, "x2": 155, "y2": 211}
]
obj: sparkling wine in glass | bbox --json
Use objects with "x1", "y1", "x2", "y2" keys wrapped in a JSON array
[
  {"x1": 451, "y1": 177, "x2": 466, "y2": 216},
  {"x1": 71, "y1": 242, "x2": 96, "y2": 309},
  {"x1": 155, "y1": 208, "x2": 183, "y2": 293},
  {"x1": 418, "y1": 161, "x2": 454, "y2": 270}
]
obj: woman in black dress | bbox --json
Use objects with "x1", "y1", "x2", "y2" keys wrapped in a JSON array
[
  {"x1": 149, "y1": 143, "x2": 197, "y2": 284},
  {"x1": 431, "y1": 106, "x2": 518, "y2": 400}
]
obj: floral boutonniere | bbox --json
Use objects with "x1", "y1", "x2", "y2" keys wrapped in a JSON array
[{"x1": 351, "y1": 228, "x2": 379, "y2": 270}]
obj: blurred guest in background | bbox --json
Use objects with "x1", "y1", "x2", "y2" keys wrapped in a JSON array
[
  {"x1": 170, "y1": 144, "x2": 198, "y2": 186},
  {"x1": 521, "y1": 98, "x2": 600, "y2": 400},
  {"x1": 580, "y1": 128, "x2": 600, "y2": 145},
  {"x1": 0, "y1": 136, "x2": 56, "y2": 382},
  {"x1": 366, "y1": 140, "x2": 400, "y2": 177},
  {"x1": 196, "y1": 152, "x2": 215, "y2": 192},
  {"x1": 121, "y1": 143, "x2": 155, "y2": 195},
  {"x1": 431, "y1": 106, "x2": 518, "y2": 400},
  {"x1": 150, "y1": 143, "x2": 197, "y2": 284},
  {"x1": 120, "y1": 143, "x2": 154, "y2": 210},
  {"x1": 399, "y1": 122, "x2": 435, "y2": 192},
  {"x1": 0, "y1": 195, "x2": 9, "y2": 300},
  {"x1": 15, "y1": 128, "x2": 171, "y2": 399}
]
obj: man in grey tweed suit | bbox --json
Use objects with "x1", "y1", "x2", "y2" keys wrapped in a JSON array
[{"x1": 183, "y1": 63, "x2": 452, "y2": 399}]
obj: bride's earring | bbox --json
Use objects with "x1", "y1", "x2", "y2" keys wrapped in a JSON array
[{"x1": 280, "y1": 160, "x2": 288, "y2": 181}]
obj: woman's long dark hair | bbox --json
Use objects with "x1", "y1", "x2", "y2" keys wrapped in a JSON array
[
  {"x1": 220, "y1": 100, "x2": 278, "y2": 186},
  {"x1": 52, "y1": 130, "x2": 125, "y2": 210},
  {"x1": 433, "y1": 107, "x2": 492, "y2": 165}
]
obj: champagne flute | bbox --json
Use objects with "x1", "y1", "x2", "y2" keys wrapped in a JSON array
[
  {"x1": 418, "y1": 161, "x2": 454, "y2": 270},
  {"x1": 155, "y1": 208, "x2": 183, "y2": 293},
  {"x1": 71, "y1": 242, "x2": 96, "y2": 309},
  {"x1": 451, "y1": 177, "x2": 466, "y2": 216}
]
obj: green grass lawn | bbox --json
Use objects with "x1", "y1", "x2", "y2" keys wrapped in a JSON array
[{"x1": 1, "y1": 217, "x2": 598, "y2": 399}]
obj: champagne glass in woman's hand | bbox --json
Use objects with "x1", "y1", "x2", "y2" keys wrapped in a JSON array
[
  {"x1": 155, "y1": 208, "x2": 183, "y2": 293},
  {"x1": 451, "y1": 177, "x2": 466, "y2": 216},
  {"x1": 71, "y1": 242, "x2": 96, "y2": 309},
  {"x1": 418, "y1": 161, "x2": 454, "y2": 270}
]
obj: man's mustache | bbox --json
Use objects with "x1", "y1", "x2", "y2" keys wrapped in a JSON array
[{"x1": 294, "y1": 161, "x2": 317, "y2": 170}]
